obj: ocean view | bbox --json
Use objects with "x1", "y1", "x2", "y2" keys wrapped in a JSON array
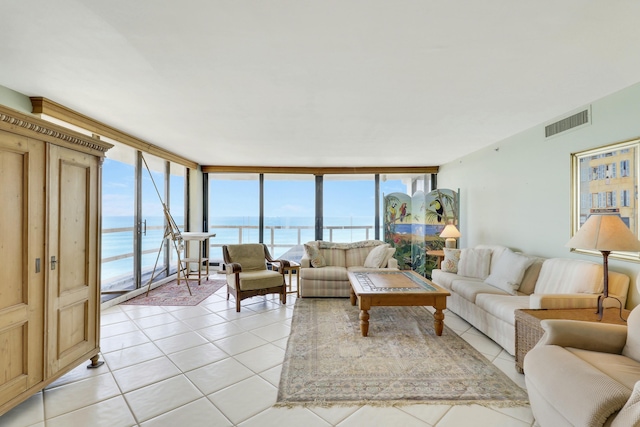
[{"x1": 101, "y1": 215, "x2": 377, "y2": 282}]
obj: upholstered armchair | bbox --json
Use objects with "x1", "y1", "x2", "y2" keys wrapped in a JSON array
[
  {"x1": 524, "y1": 306, "x2": 640, "y2": 426},
  {"x1": 222, "y1": 244, "x2": 289, "y2": 312}
]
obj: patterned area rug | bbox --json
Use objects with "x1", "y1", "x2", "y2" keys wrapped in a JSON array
[
  {"x1": 277, "y1": 298, "x2": 529, "y2": 407},
  {"x1": 122, "y1": 277, "x2": 226, "y2": 306}
]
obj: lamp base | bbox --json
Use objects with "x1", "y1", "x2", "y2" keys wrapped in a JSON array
[
  {"x1": 445, "y1": 238, "x2": 457, "y2": 249},
  {"x1": 596, "y1": 294, "x2": 626, "y2": 322}
]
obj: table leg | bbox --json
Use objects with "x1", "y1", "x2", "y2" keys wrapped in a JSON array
[
  {"x1": 350, "y1": 287, "x2": 356, "y2": 306},
  {"x1": 359, "y1": 309, "x2": 370, "y2": 337},
  {"x1": 433, "y1": 308, "x2": 445, "y2": 336}
]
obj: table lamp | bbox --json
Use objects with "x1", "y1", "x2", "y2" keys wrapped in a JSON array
[
  {"x1": 440, "y1": 224, "x2": 461, "y2": 249},
  {"x1": 565, "y1": 213, "x2": 640, "y2": 320}
]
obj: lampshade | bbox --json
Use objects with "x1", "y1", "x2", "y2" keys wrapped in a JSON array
[
  {"x1": 566, "y1": 214, "x2": 640, "y2": 252},
  {"x1": 440, "y1": 224, "x2": 461, "y2": 239}
]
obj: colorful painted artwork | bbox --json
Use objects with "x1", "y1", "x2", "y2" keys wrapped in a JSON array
[{"x1": 384, "y1": 188, "x2": 459, "y2": 277}]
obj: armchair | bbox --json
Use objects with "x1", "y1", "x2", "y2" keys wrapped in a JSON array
[
  {"x1": 222, "y1": 243, "x2": 289, "y2": 312},
  {"x1": 524, "y1": 307, "x2": 640, "y2": 426}
]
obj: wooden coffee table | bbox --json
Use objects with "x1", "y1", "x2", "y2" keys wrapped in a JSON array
[{"x1": 348, "y1": 270, "x2": 450, "y2": 337}]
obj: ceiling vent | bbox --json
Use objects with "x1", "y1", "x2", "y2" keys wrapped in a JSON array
[{"x1": 545, "y1": 107, "x2": 591, "y2": 138}]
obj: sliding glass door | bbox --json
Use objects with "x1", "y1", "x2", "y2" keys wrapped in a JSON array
[{"x1": 101, "y1": 141, "x2": 187, "y2": 300}]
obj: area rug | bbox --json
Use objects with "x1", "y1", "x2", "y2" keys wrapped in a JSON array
[
  {"x1": 122, "y1": 277, "x2": 225, "y2": 306},
  {"x1": 276, "y1": 298, "x2": 529, "y2": 407}
]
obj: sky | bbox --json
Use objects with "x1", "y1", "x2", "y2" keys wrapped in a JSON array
[{"x1": 102, "y1": 158, "x2": 411, "y2": 221}]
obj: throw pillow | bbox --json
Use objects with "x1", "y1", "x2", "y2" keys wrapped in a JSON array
[
  {"x1": 441, "y1": 248, "x2": 461, "y2": 273},
  {"x1": 484, "y1": 249, "x2": 536, "y2": 295},
  {"x1": 304, "y1": 243, "x2": 326, "y2": 268},
  {"x1": 457, "y1": 248, "x2": 492, "y2": 279},
  {"x1": 380, "y1": 247, "x2": 397, "y2": 268},
  {"x1": 364, "y1": 244, "x2": 390, "y2": 268}
]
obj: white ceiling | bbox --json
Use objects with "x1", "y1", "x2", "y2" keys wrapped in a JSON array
[{"x1": 2, "y1": 1, "x2": 640, "y2": 168}]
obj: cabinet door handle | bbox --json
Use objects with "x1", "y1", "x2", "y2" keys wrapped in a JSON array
[{"x1": 51, "y1": 256, "x2": 57, "y2": 270}]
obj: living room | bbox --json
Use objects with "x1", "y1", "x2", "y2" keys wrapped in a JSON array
[{"x1": 3, "y1": 2, "x2": 640, "y2": 426}]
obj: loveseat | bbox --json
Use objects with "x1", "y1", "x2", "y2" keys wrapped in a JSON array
[
  {"x1": 300, "y1": 240, "x2": 398, "y2": 297},
  {"x1": 431, "y1": 244, "x2": 630, "y2": 356},
  {"x1": 524, "y1": 307, "x2": 640, "y2": 426}
]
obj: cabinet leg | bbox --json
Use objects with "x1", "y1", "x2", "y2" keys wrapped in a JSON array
[{"x1": 87, "y1": 354, "x2": 104, "y2": 369}]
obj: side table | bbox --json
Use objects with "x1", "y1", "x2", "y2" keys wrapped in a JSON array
[
  {"x1": 426, "y1": 249, "x2": 445, "y2": 269},
  {"x1": 515, "y1": 307, "x2": 629, "y2": 373},
  {"x1": 178, "y1": 232, "x2": 216, "y2": 286},
  {"x1": 271, "y1": 261, "x2": 300, "y2": 297}
]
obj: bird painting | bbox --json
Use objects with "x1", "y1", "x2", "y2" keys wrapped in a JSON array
[
  {"x1": 399, "y1": 202, "x2": 408, "y2": 222},
  {"x1": 430, "y1": 199, "x2": 444, "y2": 223}
]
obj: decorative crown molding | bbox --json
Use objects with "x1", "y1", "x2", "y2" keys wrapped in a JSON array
[{"x1": 0, "y1": 104, "x2": 112, "y2": 154}]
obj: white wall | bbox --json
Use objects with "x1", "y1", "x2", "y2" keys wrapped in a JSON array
[{"x1": 438, "y1": 81, "x2": 640, "y2": 308}]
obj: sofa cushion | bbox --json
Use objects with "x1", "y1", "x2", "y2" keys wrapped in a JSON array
[
  {"x1": 451, "y1": 279, "x2": 509, "y2": 304},
  {"x1": 430, "y1": 269, "x2": 459, "y2": 290},
  {"x1": 364, "y1": 243, "x2": 390, "y2": 268},
  {"x1": 535, "y1": 258, "x2": 603, "y2": 294},
  {"x1": 227, "y1": 270, "x2": 283, "y2": 291},
  {"x1": 568, "y1": 347, "x2": 640, "y2": 391},
  {"x1": 457, "y1": 248, "x2": 492, "y2": 279},
  {"x1": 320, "y1": 248, "x2": 346, "y2": 267},
  {"x1": 300, "y1": 265, "x2": 348, "y2": 282},
  {"x1": 442, "y1": 248, "x2": 461, "y2": 273},
  {"x1": 475, "y1": 294, "x2": 530, "y2": 325},
  {"x1": 226, "y1": 244, "x2": 267, "y2": 271},
  {"x1": 304, "y1": 242, "x2": 326, "y2": 268},
  {"x1": 484, "y1": 249, "x2": 536, "y2": 295},
  {"x1": 346, "y1": 246, "x2": 373, "y2": 267}
]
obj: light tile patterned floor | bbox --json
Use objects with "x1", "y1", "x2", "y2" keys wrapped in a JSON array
[{"x1": 0, "y1": 284, "x2": 535, "y2": 427}]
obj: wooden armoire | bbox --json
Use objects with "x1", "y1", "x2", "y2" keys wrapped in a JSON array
[{"x1": 0, "y1": 104, "x2": 112, "y2": 415}]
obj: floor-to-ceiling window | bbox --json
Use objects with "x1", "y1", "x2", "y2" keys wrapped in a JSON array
[
  {"x1": 208, "y1": 173, "x2": 260, "y2": 262},
  {"x1": 264, "y1": 174, "x2": 315, "y2": 259},
  {"x1": 204, "y1": 169, "x2": 435, "y2": 266},
  {"x1": 101, "y1": 142, "x2": 188, "y2": 300},
  {"x1": 169, "y1": 162, "x2": 186, "y2": 275},
  {"x1": 139, "y1": 152, "x2": 169, "y2": 285},
  {"x1": 322, "y1": 174, "x2": 375, "y2": 242},
  {"x1": 101, "y1": 143, "x2": 137, "y2": 294}
]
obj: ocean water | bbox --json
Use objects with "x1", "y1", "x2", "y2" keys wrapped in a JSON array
[{"x1": 101, "y1": 216, "x2": 376, "y2": 282}]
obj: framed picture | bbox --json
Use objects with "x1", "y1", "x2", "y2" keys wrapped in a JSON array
[{"x1": 571, "y1": 137, "x2": 640, "y2": 261}]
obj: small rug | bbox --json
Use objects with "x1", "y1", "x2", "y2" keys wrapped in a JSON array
[
  {"x1": 277, "y1": 298, "x2": 529, "y2": 407},
  {"x1": 122, "y1": 277, "x2": 226, "y2": 306}
]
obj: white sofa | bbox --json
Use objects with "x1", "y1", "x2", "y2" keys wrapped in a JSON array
[
  {"x1": 300, "y1": 240, "x2": 398, "y2": 297},
  {"x1": 431, "y1": 245, "x2": 630, "y2": 356}
]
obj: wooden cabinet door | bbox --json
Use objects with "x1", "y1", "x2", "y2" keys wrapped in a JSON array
[
  {"x1": 46, "y1": 144, "x2": 100, "y2": 377},
  {"x1": 0, "y1": 132, "x2": 45, "y2": 411}
]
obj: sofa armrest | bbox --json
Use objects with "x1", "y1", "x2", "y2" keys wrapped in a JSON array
[
  {"x1": 529, "y1": 293, "x2": 599, "y2": 309},
  {"x1": 538, "y1": 319, "x2": 627, "y2": 354},
  {"x1": 300, "y1": 255, "x2": 311, "y2": 268},
  {"x1": 386, "y1": 258, "x2": 398, "y2": 269}
]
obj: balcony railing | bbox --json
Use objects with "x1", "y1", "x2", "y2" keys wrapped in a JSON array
[{"x1": 101, "y1": 223, "x2": 377, "y2": 285}]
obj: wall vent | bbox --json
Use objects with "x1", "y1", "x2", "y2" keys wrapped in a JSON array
[{"x1": 545, "y1": 107, "x2": 590, "y2": 138}]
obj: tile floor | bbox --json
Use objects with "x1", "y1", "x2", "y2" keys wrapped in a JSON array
[{"x1": 0, "y1": 285, "x2": 536, "y2": 427}]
